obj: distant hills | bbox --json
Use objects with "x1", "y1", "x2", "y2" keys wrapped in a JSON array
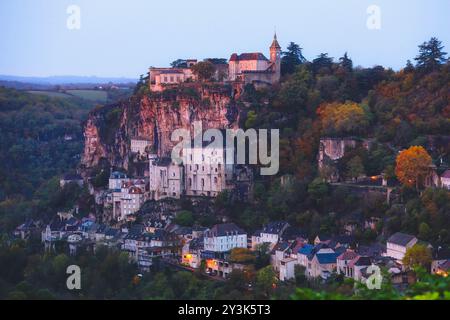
[{"x1": 0, "y1": 74, "x2": 137, "y2": 85}]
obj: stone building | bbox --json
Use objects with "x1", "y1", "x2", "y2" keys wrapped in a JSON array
[
  {"x1": 228, "y1": 33, "x2": 281, "y2": 86},
  {"x1": 318, "y1": 137, "x2": 371, "y2": 182},
  {"x1": 148, "y1": 155, "x2": 184, "y2": 201},
  {"x1": 149, "y1": 60, "x2": 197, "y2": 92},
  {"x1": 148, "y1": 138, "x2": 238, "y2": 200},
  {"x1": 130, "y1": 137, "x2": 151, "y2": 156},
  {"x1": 183, "y1": 141, "x2": 234, "y2": 197},
  {"x1": 148, "y1": 34, "x2": 281, "y2": 92}
]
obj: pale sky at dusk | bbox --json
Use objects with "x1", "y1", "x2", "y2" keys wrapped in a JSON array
[{"x1": 0, "y1": 0, "x2": 449, "y2": 78}]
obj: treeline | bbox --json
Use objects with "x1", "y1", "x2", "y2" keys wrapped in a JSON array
[{"x1": 0, "y1": 87, "x2": 95, "y2": 231}]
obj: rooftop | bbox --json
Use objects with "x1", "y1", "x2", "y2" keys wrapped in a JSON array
[
  {"x1": 230, "y1": 52, "x2": 269, "y2": 62},
  {"x1": 206, "y1": 223, "x2": 246, "y2": 237},
  {"x1": 387, "y1": 232, "x2": 417, "y2": 246}
]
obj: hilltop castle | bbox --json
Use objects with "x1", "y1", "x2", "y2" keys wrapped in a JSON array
[{"x1": 148, "y1": 34, "x2": 282, "y2": 91}]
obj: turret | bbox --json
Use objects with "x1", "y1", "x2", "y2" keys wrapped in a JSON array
[{"x1": 270, "y1": 33, "x2": 281, "y2": 82}]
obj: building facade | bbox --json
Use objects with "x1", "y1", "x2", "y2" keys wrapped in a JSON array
[{"x1": 204, "y1": 223, "x2": 247, "y2": 252}]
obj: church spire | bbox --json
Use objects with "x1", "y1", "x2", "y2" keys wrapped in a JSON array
[{"x1": 270, "y1": 32, "x2": 281, "y2": 49}]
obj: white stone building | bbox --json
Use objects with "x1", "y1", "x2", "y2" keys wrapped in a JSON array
[
  {"x1": 279, "y1": 257, "x2": 297, "y2": 281},
  {"x1": 183, "y1": 142, "x2": 233, "y2": 198},
  {"x1": 148, "y1": 155, "x2": 184, "y2": 200},
  {"x1": 204, "y1": 223, "x2": 247, "y2": 252},
  {"x1": 385, "y1": 232, "x2": 418, "y2": 263},
  {"x1": 252, "y1": 221, "x2": 289, "y2": 251}
]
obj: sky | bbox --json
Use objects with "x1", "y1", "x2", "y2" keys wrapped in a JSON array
[{"x1": 0, "y1": 0, "x2": 449, "y2": 78}]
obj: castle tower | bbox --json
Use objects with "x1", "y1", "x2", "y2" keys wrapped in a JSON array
[{"x1": 270, "y1": 33, "x2": 282, "y2": 82}]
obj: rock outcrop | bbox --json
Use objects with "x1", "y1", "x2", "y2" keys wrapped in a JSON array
[{"x1": 81, "y1": 84, "x2": 239, "y2": 171}]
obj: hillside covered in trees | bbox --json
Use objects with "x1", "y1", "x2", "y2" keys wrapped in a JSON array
[{"x1": 0, "y1": 37, "x2": 449, "y2": 300}]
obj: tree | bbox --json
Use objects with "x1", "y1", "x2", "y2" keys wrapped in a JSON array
[
  {"x1": 317, "y1": 102, "x2": 369, "y2": 136},
  {"x1": 174, "y1": 210, "x2": 194, "y2": 227},
  {"x1": 275, "y1": 66, "x2": 312, "y2": 111},
  {"x1": 307, "y1": 178, "x2": 329, "y2": 204},
  {"x1": 229, "y1": 248, "x2": 256, "y2": 264},
  {"x1": 281, "y1": 42, "x2": 306, "y2": 75},
  {"x1": 312, "y1": 53, "x2": 334, "y2": 74},
  {"x1": 415, "y1": 37, "x2": 447, "y2": 72},
  {"x1": 170, "y1": 59, "x2": 188, "y2": 68},
  {"x1": 395, "y1": 146, "x2": 432, "y2": 191},
  {"x1": 191, "y1": 61, "x2": 215, "y2": 81},
  {"x1": 418, "y1": 222, "x2": 432, "y2": 240},
  {"x1": 404, "y1": 60, "x2": 415, "y2": 73},
  {"x1": 346, "y1": 156, "x2": 365, "y2": 181},
  {"x1": 339, "y1": 52, "x2": 353, "y2": 72},
  {"x1": 403, "y1": 244, "x2": 432, "y2": 270},
  {"x1": 256, "y1": 265, "x2": 277, "y2": 297}
]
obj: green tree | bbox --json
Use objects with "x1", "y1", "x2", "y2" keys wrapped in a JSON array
[
  {"x1": 308, "y1": 178, "x2": 329, "y2": 204},
  {"x1": 191, "y1": 61, "x2": 215, "y2": 81},
  {"x1": 415, "y1": 37, "x2": 447, "y2": 72},
  {"x1": 403, "y1": 244, "x2": 432, "y2": 270},
  {"x1": 339, "y1": 52, "x2": 353, "y2": 72},
  {"x1": 281, "y1": 42, "x2": 306, "y2": 75},
  {"x1": 256, "y1": 265, "x2": 277, "y2": 298},
  {"x1": 174, "y1": 210, "x2": 194, "y2": 227},
  {"x1": 346, "y1": 156, "x2": 365, "y2": 181}
]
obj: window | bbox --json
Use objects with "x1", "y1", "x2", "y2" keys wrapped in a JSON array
[
  {"x1": 201, "y1": 179, "x2": 205, "y2": 187},
  {"x1": 214, "y1": 177, "x2": 218, "y2": 184}
]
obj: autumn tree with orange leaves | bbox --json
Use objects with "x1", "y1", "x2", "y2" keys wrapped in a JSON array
[{"x1": 395, "y1": 146, "x2": 432, "y2": 191}]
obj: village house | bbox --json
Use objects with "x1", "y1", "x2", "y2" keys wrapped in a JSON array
[
  {"x1": 306, "y1": 247, "x2": 341, "y2": 279},
  {"x1": 109, "y1": 171, "x2": 128, "y2": 190},
  {"x1": 118, "y1": 184, "x2": 145, "y2": 221},
  {"x1": 279, "y1": 257, "x2": 297, "y2": 281},
  {"x1": 14, "y1": 219, "x2": 42, "y2": 240},
  {"x1": 431, "y1": 247, "x2": 450, "y2": 276},
  {"x1": 182, "y1": 237, "x2": 204, "y2": 269},
  {"x1": 337, "y1": 251, "x2": 372, "y2": 281},
  {"x1": 251, "y1": 221, "x2": 290, "y2": 250},
  {"x1": 204, "y1": 223, "x2": 247, "y2": 252},
  {"x1": 107, "y1": 177, "x2": 147, "y2": 220},
  {"x1": 297, "y1": 244, "x2": 315, "y2": 267},
  {"x1": 148, "y1": 59, "x2": 197, "y2": 92},
  {"x1": 384, "y1": 232, "x2": 418, "y2": 263}
]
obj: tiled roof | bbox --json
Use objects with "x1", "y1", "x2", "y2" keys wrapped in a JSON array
[
  {"x1": 387, "y1": 232, "x2": 417, "y2": 246},
  {"x1": 338, "y1": 251, "x2": 358, "y2": 261},
  {"x1": 206, "y1": 223, "x2": 246, "y2": 237},
  {"x1": 262, "y1": 221, "x2": 288, "y2": 235},
  {"x1": 229, "y1": 53, "x2": 269, "y2": 61},
  {"x1": 298, "y1": 244, "x2": 314, "y2": 255},
  {"x1": 316, "y1": 252, "x2": 339, "y2": 265}
]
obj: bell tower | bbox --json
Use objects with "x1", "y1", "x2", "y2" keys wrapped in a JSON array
[{"x1": 270, "y1": 33, "x2": 281, "y2": 82}]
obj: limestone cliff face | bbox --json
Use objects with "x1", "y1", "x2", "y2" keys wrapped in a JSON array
[{"x1": 81, "y1": 85, "x2": 239, "y2": 171}]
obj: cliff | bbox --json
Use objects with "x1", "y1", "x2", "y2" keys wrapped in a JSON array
[{"x1": 81, "y1": 84, "x2": 239, "y2": 171}]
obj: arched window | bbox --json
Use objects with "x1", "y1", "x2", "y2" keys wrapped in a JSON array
[
  {"x1": 189, "y1": 178, "x2": 192, "y2": 187},
  {"x1": 201, "y1": 179, "x2": 205, "y2": 188},
  {"x1": 214, "y1": 177, "x2": 218, "y2": 184}
]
